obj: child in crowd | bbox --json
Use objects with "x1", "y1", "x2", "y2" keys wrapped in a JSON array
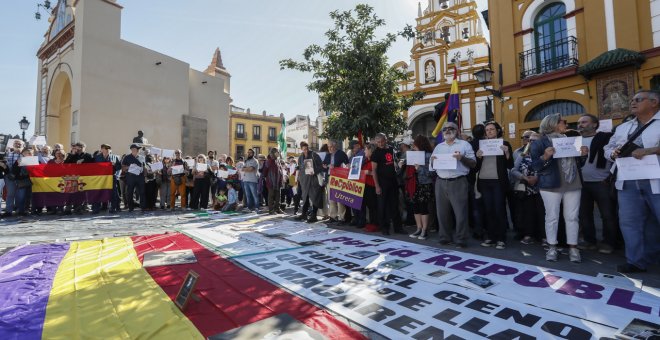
[
  {"x1": 223, "y1": 182, "x2": 238, "y2": 212},
  {"x1": 214, "y1": 189, "x2": 228, "y2": 211}
]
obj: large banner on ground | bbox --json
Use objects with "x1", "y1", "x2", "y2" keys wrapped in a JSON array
[
  {"x1": 27, "y1": 163, "x2": 113, "y2": 206},
  {"x1": 180, "y1": 226, "x2": 302, "y2": 257},
  {"x1": 328, "y1": 168, "x2": 365, "y2": 210},
  {"x1": 228, "y1": 228, "x2": 660, "y2": 339}
]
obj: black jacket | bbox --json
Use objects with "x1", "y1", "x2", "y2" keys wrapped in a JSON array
[{"x1": 475, "y1": 140, "x2": 514, "y2": 192}]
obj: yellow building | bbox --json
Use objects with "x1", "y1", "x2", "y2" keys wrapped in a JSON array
[
  {"x1": 229, "y1": 108, "x2": 282, "y2": 159},
  {"x1": 488, "y1": 0, "x2": 660, "y2": 148},
  {"x1": 395, "y1": 0, "x2": 492, "y2": 137}
]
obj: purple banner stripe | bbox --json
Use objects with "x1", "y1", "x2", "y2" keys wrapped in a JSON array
[
  {"x1": 31, "y1": 189, "x2": 112, "y2": 207},
  {"x1": 0, "y1": 243, "x2": 70, "y2": 340},
  {"x1": 329, "y1": 188, "x2": 363, "y2": 210}
]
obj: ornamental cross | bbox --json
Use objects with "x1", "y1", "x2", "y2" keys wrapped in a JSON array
[{"x1": 441, "y1": 27, "x2": 451, "y2": 44}]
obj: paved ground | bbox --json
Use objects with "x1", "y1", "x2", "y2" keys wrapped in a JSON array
[{"x1": 1, "y1": 206, "x2": 658, "y2": 290}]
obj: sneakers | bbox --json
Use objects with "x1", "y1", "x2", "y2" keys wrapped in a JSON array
[
  {"x1": 495, "y1": 241, "x2": 506, "y2": 250},
  {"x1": 418, "y1": 232, "x2": 427, "y2": 240},
  {"x1": 520, "y1": 236, "x2": 534, "y2": 245},
  {"x1": 409, "y1": 229, "x2": 422, "y2": 238},
  {"x1": 480, "y1": 239, "x2": 494, "y2": 247},
  {"x1": 546, "y1": 246, "x2": 558, "y2": 262},
  {"x1": 569, "y1": 248, "x2": 581, "y2": 263}
]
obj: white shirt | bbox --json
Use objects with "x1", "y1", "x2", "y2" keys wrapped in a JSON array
[
  {"x1": 431, "y1": 139, "x2": 476, "y2": 178},
  {"x1": 604, "y1": 111, "x2": 660, "y2": 193}
]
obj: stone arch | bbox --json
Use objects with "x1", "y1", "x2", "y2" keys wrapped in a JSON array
[
  {"x1": 47, "y1": 71, "x2": 73, "y2": 147},
  {"x1": 409, "y1": 110, "x2": 437, "y2": 138}
]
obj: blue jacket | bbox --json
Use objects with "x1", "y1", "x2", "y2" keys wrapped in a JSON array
[{"x1": 530, "y1": 136, "x2": 585, "y2": 189}]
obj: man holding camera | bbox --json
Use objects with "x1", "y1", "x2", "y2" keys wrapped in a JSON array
[{"x1": 605, "y1": 89, "x2": 660, "y2": 273}]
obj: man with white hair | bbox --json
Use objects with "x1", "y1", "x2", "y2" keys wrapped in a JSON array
[
  {"x1": 1, "y1": 139, "x2": 24, "y2": 217},
  {"x1": 430, "y1": 122, "x2": 477, "y2": 248}
]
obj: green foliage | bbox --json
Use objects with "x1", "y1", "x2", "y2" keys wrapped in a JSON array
[{"x1": 280, "y1": 4, "x2": 424, "y2": 141}]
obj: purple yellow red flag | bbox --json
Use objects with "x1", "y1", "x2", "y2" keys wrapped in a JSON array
[
  {"x1": 27, "y1": 163, "x2": 114, "y2": 207},
  {"x1": 431, "y1": 66, "x2": 462, "y2": 143}
]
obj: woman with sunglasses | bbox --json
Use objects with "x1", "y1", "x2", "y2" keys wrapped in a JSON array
[{"x1": 530, "y1": 114, "x2": 588, "y2": 263}]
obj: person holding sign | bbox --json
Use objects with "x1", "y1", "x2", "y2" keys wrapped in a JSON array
[
  {"x1": 9, "y1": 148, "x2": 33, "y2": 217},
  {"x1": 604, "y1": 89, "x2": 660, "y2": 273},
  {"x1": 577, "y1": 114, "x2": 619, "y2": 254},
  {"x1": 1, "y1": 139, "x2": 23, "y2": 217},
  {"x1": 92, "y1": 144, "x2": 122, "y2": 214},
  {"x1": 475, "y1": 122, "x2": 513, "y2": 250},
  {"x1": 190, "y1": 154, "x2": 214, "y2": 210},
  {"x1": 295, "y1": 141, "x2": 324, "y2": 223},
  {"x1": 323, "y1": 140, "x2": 349, "y2": 224},
  {"x1": 530, "y1": 114, "x2": 588, "y2": 263},
  {"x1": 407, "y1": 135, "x2": 434, "y2": 240},
  {"x1": 430, "y1": 122, "x2": 477, "y2": 248},
  {"x1": 122, "y1": 144, "x2": 146, "y2": 212},
  {"x1": 168, "y1": 150, "x2": 187, "y2": 210}
]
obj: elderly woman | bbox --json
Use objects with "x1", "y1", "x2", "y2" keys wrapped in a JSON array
[
  {"x1": 295, "y1": 141, "x2": 324, "y2": 223},
  {"x1": 530, "y1": 113, "x2": 588, "y2": 262},
  {"x1": 510, "y1": 132, "x2": 545, "y2": 244},
  {"x1": 476, "y1": 121, "x2": 514, "y2": 250}
]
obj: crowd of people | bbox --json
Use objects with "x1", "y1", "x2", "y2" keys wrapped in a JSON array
[{"x1": 1, "y1": 90, "x2": 659, "y2": 274}]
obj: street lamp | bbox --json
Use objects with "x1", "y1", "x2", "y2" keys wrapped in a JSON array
[
  {"x1": 19, "y1": 116, "x2": 30, "y2": 142},
  {"x1": 473, "y1": 68, "x2": 502, "y2": 98}
]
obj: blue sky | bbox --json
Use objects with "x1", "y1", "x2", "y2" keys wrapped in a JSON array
[{"x1": 0, "y1": 0, "x2": 487, "y2": 138}]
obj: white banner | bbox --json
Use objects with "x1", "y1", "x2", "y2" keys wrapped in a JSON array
[{"x1": 181, "y1": 226, "x2": 301, "y2": 257}]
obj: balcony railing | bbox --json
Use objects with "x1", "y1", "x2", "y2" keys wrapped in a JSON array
[
  {"x1": 268, "y1": 135, "x2": 277, "y2": 142},
  {"x1": 519, "y1": 36, "x2": 578, "y2": 80},
  {"x1": 235, "y1": 133, "x2": 245, "y2": 139}
]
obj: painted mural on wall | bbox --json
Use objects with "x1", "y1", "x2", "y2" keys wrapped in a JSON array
[{"x1": 597, "y1": 72, "x2": 634, "y2": 120}]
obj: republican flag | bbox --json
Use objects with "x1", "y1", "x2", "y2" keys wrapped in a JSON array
[
  {"x1": 431, "y1": 66, "x2": 462, "y2": 144},
  {"x1": 27, "y1": 163, "x2": 114, "y2": 207}
]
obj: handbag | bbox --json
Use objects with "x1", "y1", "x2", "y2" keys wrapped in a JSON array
[{"x1": 317, "y1": 173, "x2": 325, "y2": 187}]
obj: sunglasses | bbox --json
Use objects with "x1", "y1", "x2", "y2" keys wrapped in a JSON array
[
  {"x1": 442, "y1": 127, "x2": 457, "y2": 132},
  {"x1": 632, "y1": 97, "x2": 649, "y2": 103},
  {"x1": 522, "y1": 136, "x2": 530, "y2": 140}
]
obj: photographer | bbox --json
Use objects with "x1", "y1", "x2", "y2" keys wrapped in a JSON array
[{"x1": 605, "y1": 89, "x2": 660, "y2": 273}]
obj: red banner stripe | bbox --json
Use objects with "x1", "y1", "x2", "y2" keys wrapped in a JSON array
[
  {"x1": 26, "y1": 163, "x2": 114, "y2": 178},
  {"x1": 131, "y1": 234, "x2": 366, "y2": 339}
]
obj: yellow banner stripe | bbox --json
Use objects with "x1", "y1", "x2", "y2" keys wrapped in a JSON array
[
  {"x1": 30, "y1": 175, "x2": 113, "y2": 193},
  {"x1": 42, "y1": 238, "x2": 203, "y2": 340}
]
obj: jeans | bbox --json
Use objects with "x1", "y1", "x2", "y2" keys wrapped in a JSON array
[
  {"x1": 579, "y1": 181, "x2": 620, "y2": 247},
  {"x1": 243, "y1": 181, "x2": 258, "y2": 210},
  {"x1": 15, "y1": 187, "x2": 28, "y2": 214},
  {"x1": 92, "y1": 179, "x2": 120, "y2": 213},
  {"x1": 618, "y1": 180, "x2": 660, "y2": 269},
  {"x1": 479, "y1": 179, "x2": 508, "y2": 243},
  {"x1": 160, "y1": 182, "x2": 171, "y2": 208},
  {"x1": 4, "y1": 178, "x2": 16, "y2": 214},
  {"x1": 539, "y1": 189, "x2": 581, "y2": 245},
  {"x1": 126, "y1": 174, "x2": 146, "y2": 210}
]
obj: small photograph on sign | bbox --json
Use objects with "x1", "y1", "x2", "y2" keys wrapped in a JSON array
[
  {"x1": 297, "y1": 241, "x2": 323, "y2": 247},
  {"x1": 464, "y1": 275, "x2": 498, "y2": 290},
  {"x1": 143, "y1": 250, "x2": 197, "y2": 267},
  {"x1": 345, "y1": 250, "x2": 379, "y2": 260},
  {"x1": 380, "y1": 259, "x2": 412, "y2": 270},
  {"x1": 414, "y1": 269, "x2": 459, "y2": 285},
  {"x1": 614, "y1": 318, "x2": 660, "y2": 340}
]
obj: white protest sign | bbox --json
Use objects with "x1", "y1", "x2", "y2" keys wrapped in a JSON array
[
  {"x1": 615, "y1": 155, "x2": 660, "y2": 181},
  {"x1": 185, "y1": 159, "x2": 195, "y2": 167},
  {"x1": 149, "y1": 162, "x2": 163, "y2": 172},
  {"x1": 128, "y1": 164, "x2": 142, "y2": 175},
  {"x1": 552, "y1": 136, "x2": 582, "y2": 158},
  {"x1": 162, "y1": 149, "x2": 175, "y2": 158},
  {"x1": 196, "y1": 163, "x2": 207, "y2": 172},
  {"x1": 228, "y1": 169, "x2": 238, "y2": 175},
  {"x1": 406, "y1": 151, "x2": 426, "y2": 165},
  {"x1": 149, "y1": 147, "x2": 162, "y2": 156},
  {"x1": 217, "y1": 170, "x2": 229, "y2": 179},
  {"x1": 29, "y1": 135, "x2": 47, "y2": 146},
  {"x1": 171, "y1": 165, "x2": 184, "y2": 175},
  {"x1": 18, "y1": 156, "x2": 39, "y2": 166},
  {"x1": 597, "y1": 119, "x2": 613, "y2": 133},
  {"x1": 479, "y1": 139, "x2": 504, "y2": 156},
  {"x1": 431, "y1": 154, "x2": 457, "y2": 170}
]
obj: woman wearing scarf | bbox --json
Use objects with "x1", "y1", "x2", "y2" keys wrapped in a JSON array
[{"x1": 530, "y1": 113, "x2": 588, "y2": 263}]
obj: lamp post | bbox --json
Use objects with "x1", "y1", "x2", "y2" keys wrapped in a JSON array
[
  {"x1": 473, "y1": 68, "x2": 502, "y2": 98},
  {"x1": 19, "y1": 116, "x2": 30, "y2": 142}
]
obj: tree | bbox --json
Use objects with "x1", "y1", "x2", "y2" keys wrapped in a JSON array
[{"x1": 280, "y1": 4, "x2": 424, "y2": 141}]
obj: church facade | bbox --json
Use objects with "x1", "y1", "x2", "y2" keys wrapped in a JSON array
[
  {"x1": 395, "y1": 0, "x2": 492, "y2": 138},
  {"x1": 34, "y1": 0, "x2": 231, "y2": 156}
]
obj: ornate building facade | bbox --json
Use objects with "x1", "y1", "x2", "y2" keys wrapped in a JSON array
[
  {"x1": 395, "y1": 0, "x2": 492, "y2": 138},
  {"x1": 229, "y1": 107, "x2": 282, "y2": 160},
  {"x1": 489, "y1": 0, "x2": 660, "y2": 148},
  {"x1": 34, "y1": 0, "x2": 231, "y2": 155}
]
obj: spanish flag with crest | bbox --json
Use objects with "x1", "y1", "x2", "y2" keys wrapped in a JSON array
[{"x1": 27, "y1": 163, "x2": 114, "y2": 206}]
